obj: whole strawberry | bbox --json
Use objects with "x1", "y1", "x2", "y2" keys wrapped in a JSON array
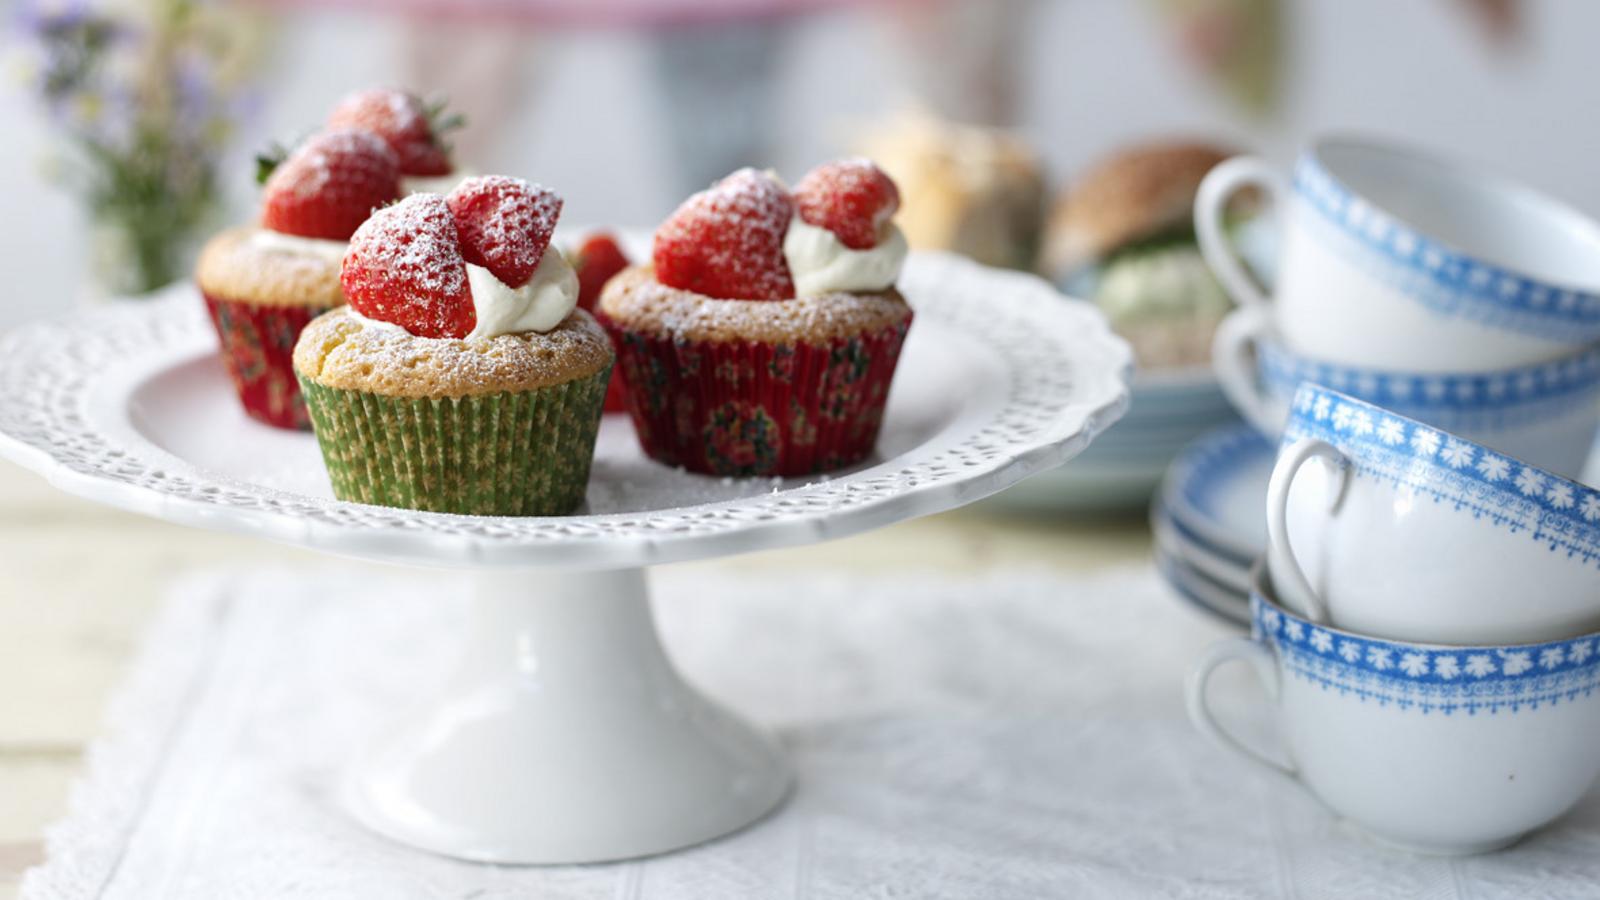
[
  {"x1": 792, "y1": 158, "x2": 900, "y2": 250},
  {"x1": 328, "y1": 88, "x2": 460, "y2": 177},
  {"x1": 260, "y1": 129, "x2": 401, "y2": 241},
  {"x1": 572, "y1": 232, "x2": 630, "y2": 312},
  {"x1": 653, "y1": 168, "x2": 795, "y2": 301},
  {"x1": 446, "y1": 176, "x2": 562, "y2": 288},
  {"x1": 341, "y1": 194, "x2": 475, "y2": 339}
]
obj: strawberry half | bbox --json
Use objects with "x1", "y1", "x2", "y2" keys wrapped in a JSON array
[
  {"x1": 792, "y1": 158, "x2": 900, "y2": 250},
  {"x1": 341, "y1": 193, "x2": 475, "y2": 339},
  {"x1": 653, "y1": 168, "x2": 796, "y2": 301},
  {"x1": 572, "y1": 232, "x2": 630, "y2": 312},
  {"x1": 445, "y1": 176, "x2": 561, "y2": 289},
  {"x1": 327, "y1": 88, "x2": 459, "y2": 177},
  {"x1": 260, "y1": 129, "x2": 401, "y2": 241}
]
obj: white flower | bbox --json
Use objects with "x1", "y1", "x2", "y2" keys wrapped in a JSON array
[
  {"x1": 1399, "y1": 653, "x2": 1429, "y2": 676},
  {"x1": 1339, "y1": 640, "x2": 1362, "y2": 663},
  {"x1": 1367, "y1": 647, "x2": 1393, "y2": 670},
  {"x1": 1350, "y1": 410, "x2": 1375, "y2": 436},
  {"x1": 1293, "y1": 390, "x2": 1315, "y2": 414},
  {"x1": 1465, "y1": 654, "x2": 1495, "y2": 677},
  {"x1": 1500, "y1": 650, "x2": 1533, "y2": 676},
  {"x1": 1332, "y1": 403, "x2": 1355, "y2": 430},
  {"x1": 1377, "y1": 419, "x2": 1405, "y2": 445},
  {"x1": 1548, "y1": 483, "x2": 1575, "y2": 509},
  {"x1": 1541, "y1": 647, "x2": 1566, "y2": 669},
  {"x1": 1411, "y1": 428, "x2": 1441, "y2": 457},
  {"x1": 1261, "y1": 608, "x2": 1282, "y2": 633},
  {"x1": 1439, "y1": 441, "x2": 1474, "y2": 469},
  {"x1": 1434, "y1": 655, "x2": 1460, "y2": 679},
  {"x1": 1516, "y1": 467, "x2": 1546, "y2": 498},
  {"x1": 1571, "y1": 642, "x2": 1593, "y2": 665},
  {"x1": 1478, "y1": 455, "x2": 1511, "y2": 481},
  {"x1": 1311, "y1": 630, "x2": 1334, "y2": 653},
  {"x1": 1582, "y1": 495, "x2": 1600, "y2": 522},
  {"x1": 1284, "y1": 620, "x2": 1304, "y2": 642},
  {"x1": 1313, "y1": 395, "x2": 1332, "y2": 421}
]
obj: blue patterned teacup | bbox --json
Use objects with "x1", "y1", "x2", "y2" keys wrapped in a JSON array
[
  {"x1": 1213, "y1": 305, "x2": 1600, "y2": 478},
  {"x1": 1196, "y1": 137, "x2": 1600, "y2": 372},
  {"x1": 1188, "y1": 565, "x2": 1600, "y2": 855},
  {"x1": 1265, "y1": 384, "x2": 1600, "y2": 644}
]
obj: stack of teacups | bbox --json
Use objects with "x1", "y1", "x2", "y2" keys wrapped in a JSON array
[
  {"x1": 1188, "y1": 384, "x2": 1600, "y2": 854},
  {"x1": 1196, "y1": 137, "x2": 1600, "y2": 478}
]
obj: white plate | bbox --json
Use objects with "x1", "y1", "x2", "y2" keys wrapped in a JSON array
[
  {"x1": 0, "y1": 252, "x2": 1132, "y2": 570},
  {"x1": 1158, "y1": 423, "x2": 1275, "y2": 565}
]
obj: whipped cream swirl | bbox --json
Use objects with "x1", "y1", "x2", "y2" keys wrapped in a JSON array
[
  {"x1": 344, "y1": 247, "x2": 579, "y2": 340},
  {"x1": 783, "y1": 218, "x2": 907, "y2": 297},
  {"x1": 249, "y1": 229, "x2": 347, "y2": 266},
  {"x1": 467, "y1": 247, "x2": 579, "y2": 339}
]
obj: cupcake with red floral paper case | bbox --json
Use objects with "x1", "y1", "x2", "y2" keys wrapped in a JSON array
[
  {"x1": 329, "y1": 87, "x2": 472, "y2": 195},
  {"x1": 293, "y1": 176, "x2": 612, "y2": 516},
  {"x1": 196, "y1": 127, "x2": 402, "y2": 429},
  {"x1": 598, "y1": 160, "x2": 913, "y2": 477}
]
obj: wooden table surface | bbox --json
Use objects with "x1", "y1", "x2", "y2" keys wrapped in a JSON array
[{"x1": 0, "y1": 457, "x2": 1152, "y2": 898}]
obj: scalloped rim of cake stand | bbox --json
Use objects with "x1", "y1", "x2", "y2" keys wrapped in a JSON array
[{"x1": 0, "y1": 252, "x2": 1132, "y2": 570}]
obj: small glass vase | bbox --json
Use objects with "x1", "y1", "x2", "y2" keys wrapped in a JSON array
[{"x1": 87, "y1": 219, "x2": 187, "y2": 300}]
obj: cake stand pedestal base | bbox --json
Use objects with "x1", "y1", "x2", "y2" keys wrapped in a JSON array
[{"x1": 342, "y1": 568, "x2": 792, "y2": 864}]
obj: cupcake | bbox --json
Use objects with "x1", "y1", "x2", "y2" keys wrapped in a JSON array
[
  {"x1": 327, "y1": 87, "x2": 471, "y2": 195},
  {"x1": 1041, "y1": 140, "x2": 1253, "y2": 370},
  {"x1": 598, "y1": 161, "x2": 913, "y2": 478},
  {"x1": 196, "y1": 128, "x2": 402, "y2": 429},
  {"x1": 857, "y1": 111, "x2": 1045, "y2": 271},
  {"x1": 293, "y1": 176, "x2": 612, "y2": 516}
]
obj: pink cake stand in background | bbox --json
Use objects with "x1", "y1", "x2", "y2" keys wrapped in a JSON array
[{"x1": 0, "y1": 248, "x2": 1129, "y2": 864}]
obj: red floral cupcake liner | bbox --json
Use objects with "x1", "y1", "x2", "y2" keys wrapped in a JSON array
[
  {"x1": 202, "y1": 294, "x2": 331, "y2": 430},
  {"x1": 603, "y1": 315, "x2": 912, "y2": 477}
]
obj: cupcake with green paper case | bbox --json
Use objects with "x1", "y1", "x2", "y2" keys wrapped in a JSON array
[{"x1": 293, "y1": 175, "x2": 612, "y2": 516}]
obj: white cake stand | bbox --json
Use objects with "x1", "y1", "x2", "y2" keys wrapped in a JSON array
[{"x1": 0, "y1": 252, "x2": 1130, "y2": 865}]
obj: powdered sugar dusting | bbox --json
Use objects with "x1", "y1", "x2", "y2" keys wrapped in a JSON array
[
  {"x1": 327, "y1": 87, "x2": 451, "y2": 176},
  {"x1": 260, "y1": 129, "x2": 401, "y2": 240},
  {"x1": 341, "y1": 193, "x2": 475, "y2": 338},
  {"x1": 446, "y1": 175, "x2": 562, "y2": 288},
  {"x1": 295, "y1": 306, "x2": 613, "y2": 398},
  {"x1": 599, "y1": 266, "x2": 909, "y2": 344},
  {"x1": 653, "y1": 168, "x2": 796, "y2": 300},
  {"x1": 793, "y1": 157, "x2": 900, "y2": 250}
]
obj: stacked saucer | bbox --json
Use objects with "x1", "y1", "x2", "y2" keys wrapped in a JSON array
[
  {"x1": 991, "y1": 370, "x2": 1237, "y2": 514},
  {"x1": 1149, "y1": 423, "x2": 1271, "y2": 625}
]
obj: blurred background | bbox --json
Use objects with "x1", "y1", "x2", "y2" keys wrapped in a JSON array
[
  {"x1": 4, "y1": 1, "x2": 1599, "y2": 888},
  {"x1": 1, "y1": 0, "x2": 1587, "y2": 322}
]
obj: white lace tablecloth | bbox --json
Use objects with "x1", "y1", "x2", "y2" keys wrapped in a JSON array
[{"x1": 22, "y1": 563, "x2": 1600, "y2": 898}]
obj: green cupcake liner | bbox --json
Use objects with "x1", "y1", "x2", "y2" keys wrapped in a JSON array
[{"x1": 297, "y1": 367, "x2": 610, "y2": 516}]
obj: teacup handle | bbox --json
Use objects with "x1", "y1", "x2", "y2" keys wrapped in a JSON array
[
  {"x1": 1194, "y1": 156, "x2": 1285, "y2": 309},
  {"x1": 1265, "y1": 437, "x2": 1351, "y2": 624},
  {"x1": 1212, "y1": 306, "x2": 1279, "y2": 436},
  {"x1": 1185, "y1": 638, "x2": 1296, "y2": 781}
]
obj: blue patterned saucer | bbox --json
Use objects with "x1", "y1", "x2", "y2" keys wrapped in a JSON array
[
  {"x1": 1154, "y1": 544, "x2": 1249, "y2": 627},
  {"x1": 1157, "y1": 423, "x2": 1274, "y2": 565}
]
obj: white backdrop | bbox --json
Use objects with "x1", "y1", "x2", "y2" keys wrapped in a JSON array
[{"x1": 4, "y1": 0, "x2": 1597, "y2": 325}]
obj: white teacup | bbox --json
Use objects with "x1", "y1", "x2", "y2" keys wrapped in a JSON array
[
  {"x1": 1213, "y1": 305, "x2": 1600, "y2": 478},
  {"x1": 1195, "y1": 138, "x2": 1600, "y2": 372},
  {"x1": 1265, "y1": 384, "x2": 1600, "y2": 644},
  {"x1": 1188, "y1": 567, "x2": 1600, "y2": 856}
]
